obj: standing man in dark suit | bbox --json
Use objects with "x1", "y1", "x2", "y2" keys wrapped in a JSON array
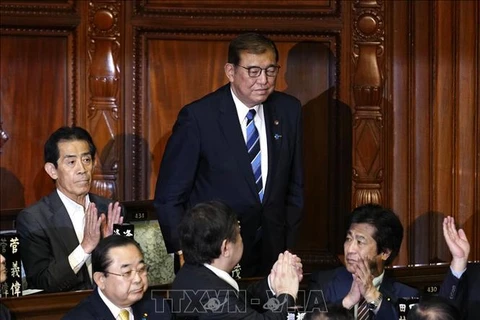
[
  {"x1": 63, "y1": 235, "x2": 172, "y2": 320},
  {"x1": 154, "y1": 32, "x2": 304, "y2": 277},
  {"x1": 307, "y1": 204, "x2": 418, "y2": 319},
  {"x1": 439, "y1": 216, "x2": 479, "y2": 320},
  {"x1": 17, "y1": 126, "x2": 123, "y2": 292},
  {"x1": 171, "y1": 201, "x2": 300, "y2": 319}
]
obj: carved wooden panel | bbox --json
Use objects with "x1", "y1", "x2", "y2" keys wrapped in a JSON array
[
  {"x1": 351, "y1": 0, "x2": 385, "y2": 207},
  {"x1": 134, "y1": 0, "x2": 338, "y2": 17},
  {"x1": 86, "y1": 0, "x2": 123, "y2": 200}
]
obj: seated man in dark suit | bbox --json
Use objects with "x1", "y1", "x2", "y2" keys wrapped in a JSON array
[
  {"x1": 171, "y1": 200, "x2": 301, "y2": 319},
  {"x1": 439, "y1": 216, "x2": 479, "y2": 320},
  {"x1": 17, "y1": 126, "x2": 123, "y2": 292},
  {"x1": 0, "y1": 254, "x2": 12, "y2": 320},
  {"x1": 63, "y1": 235, "x2": 172, "y2": 320},
  {"x1": 307, "y1": 203, "x2": 418, "y2": 319}
]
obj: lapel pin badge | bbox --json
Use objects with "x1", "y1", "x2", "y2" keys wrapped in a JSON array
[
  {"x1": 274, "y1": 120, "x2": 279, "y2": 125},
  {"x1": 274, "y1": 134, "x2": 282, "y2": 140}
]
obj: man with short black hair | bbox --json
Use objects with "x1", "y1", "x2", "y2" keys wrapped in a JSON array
[
  {"x1": 63, "y1": 235, "x2": 172, "y2": 319},
  {"x1": 171, "y1": 201, "x2": 301, "y2": 319},
  {"x1": 17, "y1": 126, "x2": 123, "y2": 292},
  {"x1": 154, "y1": 32, "x2": 304, "y2": 277},
  {"x1": 307, "y1": 203, "x2": 418, "y2": 319}
]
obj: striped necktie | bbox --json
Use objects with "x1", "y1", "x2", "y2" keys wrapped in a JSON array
[
  {"x1": 357, "y1": 298, "x2": 370, "y2": 320},
  {"x1": 246, "y1": 109, "x2": 264, "y2": 201}
]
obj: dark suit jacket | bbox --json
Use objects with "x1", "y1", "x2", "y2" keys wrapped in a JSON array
[
  {"x1": 0, "y1": 303, "x2": 11, "y2": 320},
  {"x1": 307, "y1": 266, "x2": 419, "y2": 319},
  {"x1": 154, "y1": 84, "x2": 304, "y2": 276},
  {"x1": 439, "y1": 263, "x2": 480, "y2": 320},
  {"x1": 170, "y1": 263, "x2": 296, "y2": 319},
  {"x1": 62, "y1": 288, "x2": 172, "y2": 320},
  {"x1": 16, "y1": 191, "x2": 121, "y2": 292}
]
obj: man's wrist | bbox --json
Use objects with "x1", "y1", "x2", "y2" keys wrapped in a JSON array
[
  {"x1": 367, "y1": 292, "x2": 383, "y2": 311},
  {"x1": 364, "y1": 289, "x2": 381, "y2": 303}
]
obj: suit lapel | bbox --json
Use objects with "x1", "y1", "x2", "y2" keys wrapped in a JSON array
[
  {"x1": 263, "y1": 100, "x2": 282, "y2": 203},
  {"x1": 47, "y1": 192, "x2": 81, "y2": 254},
  {"x1": 48, "y1": 191, "x2": 92, "y2": 287},
  {"x1": 379, "y1": 275, "x2": 400, "y2": 305},
  {"x1": 217, "y1": 86, "x2": 259, "y2": 200},
  {"x1": 90, "y1": 289, "x2": 117, "y2": 320}
]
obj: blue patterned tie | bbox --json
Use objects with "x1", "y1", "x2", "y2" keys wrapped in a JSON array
[{"x1": 246, "y1": 109, "x2": 264, "y2": 201}]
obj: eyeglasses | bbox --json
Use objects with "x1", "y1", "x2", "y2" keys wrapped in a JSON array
[
  {"x1": 235, "y1": 64, "x2": 280, "y2": 78},
  {"x1": 104, "y1": 264, "x2": 150, "y2": 280}
]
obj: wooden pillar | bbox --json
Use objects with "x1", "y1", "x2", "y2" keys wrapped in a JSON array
[
  {"x1": 87, "y1": 0, "x2": 122, "y2": 199},
  {"x1": 351, "y1": 0, "x2": 386, "y2": 207}
]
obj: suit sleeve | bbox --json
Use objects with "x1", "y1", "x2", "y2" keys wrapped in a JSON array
[
  {"x1": 153, "y1": 106, "x2": 201, "y2": 253},
  {"x1": 285, "y1": 102, "x2": 304, "y2": 249},
  {"x1": 16, "y1": 209, "x2": 83, "y2": 292},
  {"x1": 439, "y1": 268, "x2": 467, "y2": 314}
]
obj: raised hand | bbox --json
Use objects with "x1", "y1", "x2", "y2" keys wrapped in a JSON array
[
  {"x1": 81, "y1": 203, "x2": 104, "y2": 254},
  {"x1": 354, "y1": 256, "x2": 380, "y2": 302},
  {"x1": 443, "y1": 216, "x2": 470, "y2": 273},
  {"x1": 342, "y1": 272, "x2": 361, "y2": 309},
  {"x1": 270, "y1": 251, "x2": 299, "y2": 298},
  {"x1": 101, "y1": 201, "x2": 123, "y2": 237}
]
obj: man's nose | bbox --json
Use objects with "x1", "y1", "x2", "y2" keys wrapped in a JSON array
[
  {"x1": 345, "y1": 241, "x2": 357, "y2": 253},
  {"x1": 257, "y1": 70, "x2": 268, "y2": 84},
  {"x1": 76, "y1": 160, "x2": 87, "y2": 173}
]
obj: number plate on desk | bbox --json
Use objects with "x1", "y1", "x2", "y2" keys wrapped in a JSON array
[
  {"x1": 424, "y1": 285, "x2": 440, "y2": 295},
  {"x1": 130, "y1": 211, "x2": 147, "y2": 221}
]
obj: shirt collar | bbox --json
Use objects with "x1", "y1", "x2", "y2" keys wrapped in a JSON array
[
  {"x1": 204, "y1": 263, "x2": 240, "y2": 292},
  {"x1": 373, "y1": 270, "x2": 385, "y2": 288},
  {"x1": 56, "y1": 189, "x2": 90, "y2": 215},
  {"x1": 98, "y1": 287, "x2": 133, "y2": 319}
]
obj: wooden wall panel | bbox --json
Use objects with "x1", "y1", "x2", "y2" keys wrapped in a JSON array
[
  {"x1": 0, "y1": 33, "x2": 72, "y2": 208},
  {"x1": 389, "y1": 0, "x2": 480, "y2": 265}
]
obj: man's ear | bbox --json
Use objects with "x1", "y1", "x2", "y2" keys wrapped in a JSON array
[
  {"x1": 93, "y1": 272, "x2": 105, "y2": 289},
  {"x1": 44, "y1": 162, "x2": 58, "y2": 180},
  {"x1": 381, "y1": 249, "x2": 392, "y2": 261},
  {"x1": 224, "y1": 63, "x2": 235, "y2": 82},
  {"x1": 220, "y1": 239, "x2": 230, "y2": 257}
]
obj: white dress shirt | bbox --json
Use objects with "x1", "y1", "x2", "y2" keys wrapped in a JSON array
[
  {"x1": 204, "y1": 263, "x2": 240, "y2": 292},
  {"x1": 98, "y1": 287, "x2": 134, "y2": 320},
  {"x1": 57, "y1": 189, "x2": 92, "y2": 280}
]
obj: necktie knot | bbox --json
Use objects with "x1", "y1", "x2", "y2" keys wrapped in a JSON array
[
  {"x1": 119, "y1": 309, "x2": 130, "y2": 320},
  {"x1": 246, "y1": 109, "x2": 256, "y2": 121}
]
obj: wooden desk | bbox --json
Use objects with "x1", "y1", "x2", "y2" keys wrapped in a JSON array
[
  {"x1": 0, "y1": 264, "x2": 452, "y2": 319},
  {"x1": 1, "y1": 290, "x2": 91, "y2": 320}
]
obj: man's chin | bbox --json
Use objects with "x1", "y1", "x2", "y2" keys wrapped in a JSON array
[{"x1": 345, "y1": 263, "x2": 356, "y2": 274}]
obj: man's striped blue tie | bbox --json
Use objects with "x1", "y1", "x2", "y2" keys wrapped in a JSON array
[{"x1": 246, "y1": 109, "x2": 264, "y2": 202}]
